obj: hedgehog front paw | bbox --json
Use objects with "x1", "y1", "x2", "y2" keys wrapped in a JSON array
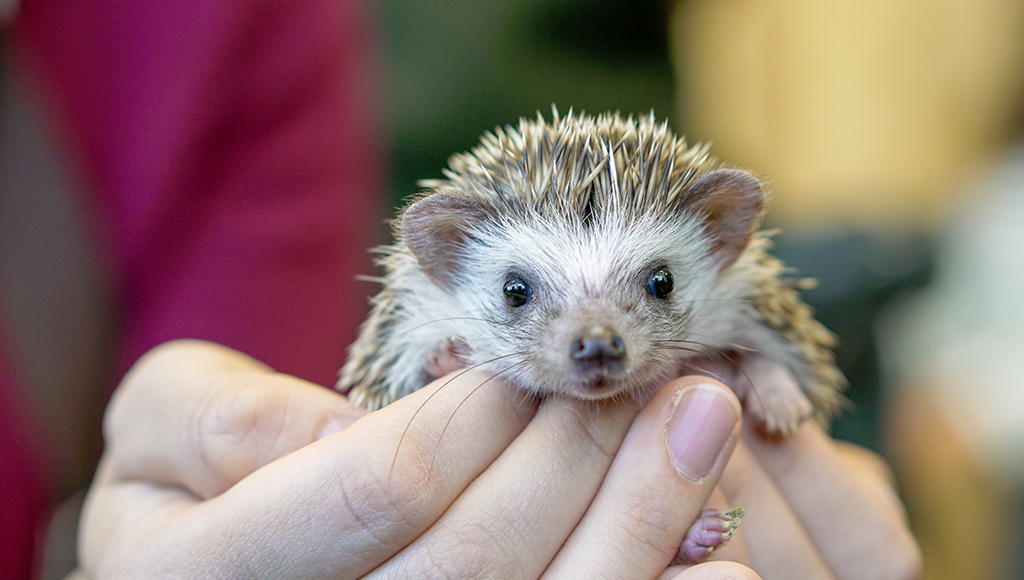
[
  {"x1": 755, "y1": 386, "x2": 814, "y2": 436},
  {"x1": 675, "y1": 507, "x2": 745, "y2": 565},
  {"x1": 738, "y1": 355, "x2": 813, "y2": 436},
  {"x1": 425, "y1": 336, "x2": 471, "y2": 378}
]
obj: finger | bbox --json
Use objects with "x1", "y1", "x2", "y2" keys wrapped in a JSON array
[
  {"x1": 660, "y1": 561, "x2": 762, "y2": 580},
  {"x1": 82, "y1": 367, "x2": 538, "y2": 579},
  {"x1": 78, "y1": 456, "x2": 201, "y2": 576},
  {"x1": 835, "y1": 439, "x2": 898, "y2": 487},
  {"x1": 542, "y1": 379, "x2": 742, "y2": 579},
  {"x1": 744, "y1": 420, "x2": 922, "y2": 580},
  {"x1": 104, "y1": 340, "x2": 366, "y2": 498},
  {"x1": 718, "y1": 439, "x2": 835, "y2": 578},
  {"x1": 370, "y1": 383, "x2": 649, "y2": 579}
]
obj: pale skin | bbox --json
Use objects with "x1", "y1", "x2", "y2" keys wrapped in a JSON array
[{"x1": 70, "y1": 340, "x2": 920, "y2": 579}]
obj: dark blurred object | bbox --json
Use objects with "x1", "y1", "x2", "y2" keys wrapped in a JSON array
[
  {"x1": 773, "y1": 230, "x2": 933, "y2": 451},
  {"x1": 383, "y1": 0, "x2": 675, "y2": 206}
]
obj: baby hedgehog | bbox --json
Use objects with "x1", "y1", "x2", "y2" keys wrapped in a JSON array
[
  {"x1": 339, "y1": 110, "x2": 845, "y2": 433},
  {"x1": 337, "y1": 109, "x2": 846, "y2": 564}
]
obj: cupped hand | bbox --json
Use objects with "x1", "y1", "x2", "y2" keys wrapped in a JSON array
[
  {"x1": 73, "y1": 340, "x2": 918, "y2": 579},
  {"x1": 704, "y1": 420, "x2": 922, "y2": 579},
  {"x1": 74, "y1": 340, "x2": 756, "y2": 579},
  {"x1": 674, "y1": 361, "x2": 923, "y2": 580}
]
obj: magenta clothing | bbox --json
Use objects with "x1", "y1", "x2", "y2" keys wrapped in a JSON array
[
  {"x1": 0, "y1": 327, "x2": 46, "y2": 580},
  {"x1": 2, "y1": 1, "x2": 384, "y2": 577}
]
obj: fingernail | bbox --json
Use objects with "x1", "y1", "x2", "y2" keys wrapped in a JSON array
[{"x1": 667, "y1": 384, "x2": 740, "y2": 481}]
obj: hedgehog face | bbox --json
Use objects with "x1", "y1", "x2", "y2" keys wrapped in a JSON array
[
  {"x1": 444, "y1": 211, "x2": 723, "y2": 400},
  {"x1": 396, "y1": 111, "x2": 765, "y2": 400}
]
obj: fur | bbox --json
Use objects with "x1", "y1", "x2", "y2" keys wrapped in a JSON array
[{"x1": 338, "y1": 109, "x2": 844, "y2": 429}]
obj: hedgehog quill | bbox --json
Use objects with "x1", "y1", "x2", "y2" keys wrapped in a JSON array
[{"x1": 337, "y1": 109, "x2": 846, "y2": 563}]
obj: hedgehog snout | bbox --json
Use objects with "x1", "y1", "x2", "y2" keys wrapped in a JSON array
[{"x1": 570, "y1": 325, "x2": 626, "y2": 370}]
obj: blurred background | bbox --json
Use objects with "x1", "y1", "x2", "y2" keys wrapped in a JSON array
[{"x1": 4, "y1": 0, "x2": 1024, "y2": 578}]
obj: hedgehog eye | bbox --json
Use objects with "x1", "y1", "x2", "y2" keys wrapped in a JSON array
[
  {"x1": 647, "y1": 267, "x2": 674, "y2": 299},
  {"x1": 503, "y1": 274, "x2": 531, "y2": 307}
]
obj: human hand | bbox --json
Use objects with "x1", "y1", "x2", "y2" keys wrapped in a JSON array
[
  {"x1": 73, "y1": 340, "x2": 758, "y2": 579},
  {"x1": 674, "y1": 392, "x2": 923, "y2": 578}
]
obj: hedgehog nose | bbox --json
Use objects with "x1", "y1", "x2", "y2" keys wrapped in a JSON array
[{"x1": 571, "y1": 326, "x2": 626, "y2": 363}]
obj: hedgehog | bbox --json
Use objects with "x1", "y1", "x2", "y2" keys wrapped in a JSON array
[
  {"x1": 337, "y1": 109, "x2": 846, "y2": 563},
  {"x1": 339, "y1": 109, "x2": 844, "y2": 427}
]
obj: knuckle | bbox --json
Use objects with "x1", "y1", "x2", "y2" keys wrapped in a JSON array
[
  {"x1": 560, "y1": 404, "x2": 621, "y2": 463},
  {"x1": 418, "y1": 543, "x2": 491, "y2": 580},
  {"x1": 192, "y1": 378, "x2": 284, "y2": 494},
  {"x1": 103, "y1": 341, "x2": 188, "y2": 441},
  {"x1": 615, "y1": 487, "x2": 684, "y2": 562},
  {"x1": 410, "y1": 524, "x2": 520, "y2": 580},
  {"x1": 332, "y1": 433, "x2": 440, "y2": 550},
  {"x1": 339, "y1": 448, "x2": 529, "y2": 580}
]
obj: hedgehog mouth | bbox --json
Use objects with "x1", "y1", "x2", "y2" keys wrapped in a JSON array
[
  {"x1": 563, "y1": 360, "x2": 683, "y2": 401},
  {"x1": 566, "y1": 375, "x2": 633, "y2": 400}
]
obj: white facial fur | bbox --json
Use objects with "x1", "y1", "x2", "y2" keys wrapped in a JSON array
[{"x1": 443, "y1": 209, "x2": 721, "y2": 399}]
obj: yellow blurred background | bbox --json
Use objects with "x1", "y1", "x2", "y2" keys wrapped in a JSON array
[{"x1": 672, "y1": 0, "x2": 1024, "y2": 232}]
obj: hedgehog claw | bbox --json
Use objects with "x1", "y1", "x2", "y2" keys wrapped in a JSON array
[
  {"x1": 675, "y1": 507, "x2": 745, "y2": 565},
  {"x1": 425, "y1": 336, "x2": 470, "y2": 377}
]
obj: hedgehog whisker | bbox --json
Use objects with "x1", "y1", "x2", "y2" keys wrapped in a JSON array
[
  {"x1": 389, "y1": 351, "x2": 527, "y2": 484},
  {"x1": 694, "y1": 348, "x2": 761, "y2": 416},
  {"x1": 657, "y1": 335, "x2": 756, "y2": 353},
  {"x1": 652, "y1": 339, "x2": 727, "y2": 367},
  {"x1": 650, "y1": 343, "x2": 715, "y2": 360},
  {"x1": 654, "y1": 339, "x2": 758, "y2": 399},
  {"x1": 426, "y1": 358, "x2": 531, "y2": 477},
  {"x1": 396, "y1": 316, "x2": 517, "y2": 337},
  {"x1": 677, "y1": 358, "x2": 725, "y2": 383},
  {"x1": 682, "y1": 297, "x2": 750, "y2": 305}
]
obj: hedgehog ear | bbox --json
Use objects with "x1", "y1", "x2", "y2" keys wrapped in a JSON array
[
  {"x1": 401, "y1": 191, "x2": 493, "y2": 290},
  {"x1": 684, "y1": 169, "x2": 765, "y2": 271}
]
